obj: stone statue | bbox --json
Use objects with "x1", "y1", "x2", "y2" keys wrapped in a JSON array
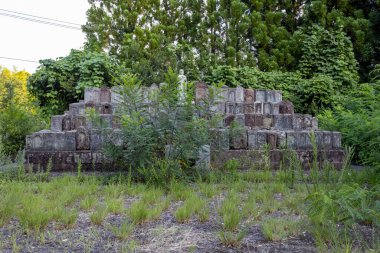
[{"x1": 178, "y1": 69, "x2": 187, "y2": 103}]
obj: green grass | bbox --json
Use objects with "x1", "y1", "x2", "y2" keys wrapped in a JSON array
[
  {"x1": 111, "y1": 219, "x2": 135, "y2": 240},
  {"x1": 261, "y1": 217, "x2": 301, "y2": 241},
  {"x1": 89, "y1": 204, "x2": 108, "y2": 225}
]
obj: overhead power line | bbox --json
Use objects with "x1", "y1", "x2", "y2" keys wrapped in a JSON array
[
  {"x1": 0, "y1": 8, "x2": 82, "y2": 26},
  {"x1": 0, "y1": 56, "x2": 39, "y2": 63},
  {"x1": 0, "y1": 12, "x2": 82, "y2": 30}
]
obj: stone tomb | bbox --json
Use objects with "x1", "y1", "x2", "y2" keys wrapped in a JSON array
[{"x1": 25, "y1": 84, "x2": 345, "y2": 171}]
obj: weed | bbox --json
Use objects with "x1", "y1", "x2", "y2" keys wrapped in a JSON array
[
  {"x1": 80, "y1": 196, "x2": 97, "y2": 211},
  {"x1": 261, "y1": 217, "x2": 301, "y2": 241},
  {"x1": 219, "y1": 230, "x2": 247, "y2": 247},
  {"x1": 111, "y1": 219, "x2": 135, "y2": 240},
  {"x1": 175, "y1": 204, "x2": 193, "y2": 223},
  {"x1": 129, "y1": 201, "x2": 149, "y2": 224},
  {"x1": 170, "y1": 181, "x2": 193, "y2": 201},
  {"x1": 60, "y1": 209, "x2": 78, "y2": 229},
  {"x1": 90, "y1": 205, "x2": 108, "y2": 225},
  {"x1": 106, "y1": 197, "x2": 125, "y2": 214}
]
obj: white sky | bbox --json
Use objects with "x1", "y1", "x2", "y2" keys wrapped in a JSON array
[{"x1": 0, "y1": 0, "x2": 89, "y2": 73}]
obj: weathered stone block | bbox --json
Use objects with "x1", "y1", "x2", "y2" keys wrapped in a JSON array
[
  {"x1": 84, "y1": 87, "x2": 100, "y2": 104},
  {"x1": 244, "y1": 103, "x2": 255, "y2": 113},
  {"x1": 254, "y1": 101, "x2": 263, "y2": 114},
  {"x1": 293, "y1": 114, "x2": 313, "y2": 130},
  {"x1": 255, "y1": 90, "x2": 266, "y2": 102},
  {"x1": 273, "y1": 114, "x2": 293, "y2": 130},
  {"x1": 69, "y1": 103, "x2": 85, "y2": 115},
  {"x1": 244, "y1": 89, "x2": 255, "y2": 103},
  {"x1": 224, "y1": 114, "x2": 235, "y2": 127},
  {"x1": 227, "y1": 88, "x2": 236, "y2": 102},
  {"x1": 234, "y1": 114, "x2": 245, "y2": 126},
  {"x1": 279, "y1": 100, "x2": 294, "y2": 114},
  {"x1": 100, "y1": 87, "x2": 111, "y2": 103},
  {"x1": 51, "y1": 115, "x2": 64, "y2": 131},
  {"x1": 267, "y1": 131, "x2": 278, "y2": 149},
  {"x1": 245, "y1": 114, "x2": 263, "y2": 129},
  {"x1": 28, "y1": 131, "x2": 76, "y2": 151},
  {"x1": 263, "y1": 102, "x2": 273, "y2": 114},
  {"x1": 73, "y1": 116, "x2": 87, "y2": 129},
  {"x1": 332, "y1": 132, "x2": 341, "y2": 149},
  {"x1": 230, "y1": 129, "x2": 248, "y2": 149},
  {"x1": 267, "y1": 91, "x2": 282, "y2": 103},
  {"x1": 101, "y1": 103, "x2": 112, "y2": 114},
  {"x1": 111, "y1": 86, "x2": 123, "y2": 104},
  {"x1": 226, "y1": 102, "x2": 236, "y2": 114},
  {"x1": 276, "y1": 131, "x2": 287, "y2": 148},
  {"x1": 235, "y1": 102, "x2": 244, "y2": 114},
  {"x1": 248, "y1": 130, "x2": 267, "y2": 149},
  {"x1": 272, "y1": 103, "x2": 280, "y2": 114},
  {"x1": 263, "y1": 115, "x2": 273, "y2": 129},
  {"x1": 209, "y1": 128, "x2": 229, "y2": 150},
  {"x1": 235, "y1": 85, "x2": 244, "y2": 103},
  {"x1": 195, "y1": 82, "x2": 208, "y2": 101},
  {"x1": 76, "y1": 127, "x2": 90, "y2": 150},
  {"x1": 196, "y1": 145, "x2": 210, "y2": 169},
  {"x1": 62, "y1": 115, "x2": 73, "y2": 131}
]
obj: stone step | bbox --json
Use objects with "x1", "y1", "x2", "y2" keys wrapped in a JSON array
[
  {"x1": 51, "y1": 114, "x2": 121, "y2": 131},
  {"x1": 210, "y1": 128, "x2": 341, "y2": 151}
]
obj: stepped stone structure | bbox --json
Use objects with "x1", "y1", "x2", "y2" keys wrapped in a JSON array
[{"x1": 25, "y1": 83, "x2": 345, "y2": 171}]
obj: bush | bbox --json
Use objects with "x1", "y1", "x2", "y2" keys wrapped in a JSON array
[
  {"x1": 319, "y1": 82, "x2": 380, "y2": 167},
  {"x1": 101, "y1": 69, "x2": 220, "y2": 183}
]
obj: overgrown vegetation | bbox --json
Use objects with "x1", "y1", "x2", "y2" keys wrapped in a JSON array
[{"x1": 0, "y1": 157, "x2": 378, "y2": 252}]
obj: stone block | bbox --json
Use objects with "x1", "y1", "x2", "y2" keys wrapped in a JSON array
[
  {"x1": 209, "y1": 128, "x2": 229, "y2": 150},
  {"x1": 84, "y1": 87, "x2": 100, "y2": 104},
  {"x1": 100, "y1": 87, "x2": 111, "y2": 103},
  {"x1": 226, "y1": 102, "x2": 236, "y2": 114},
  {"x1": 69, "y1": 103, "x2": 85, "y2": 115},
  {"x1": 244, "y1": 103, "x2": 255, "y2": 113},
  {"x1": 273, "y1": 114, "x2": 293, "y2": 130},
  {"x1": 289, "y1": 131, "x2": 313, "y2": 150},
  {"x1": 90, "y1": 129, "x2": 103, "y2": 150},
  {"x1": 51, "y1": 115, "x2": 64, "y2": 131},
  {"x1": 235, "y1": 102, "x2": 244, "y2": 114},
  {"x1": 227, "y1": 88, "x2": 236, "y2": 102},
  {"x1": 234, "y1": 114, "x2": 245, "y2": 126},
  {"x1": 332, "y1": 132, "x2": 341, "y2": 149},
  {"x1": 263, "y1": 115, "x2": 273, "y2": 129},
  {"x1": 195, "y1": 82, "x2": 209, "y2": 101},
  {"x1": 312, "y1": 117, "x2": 318, "y2": 130},
  {"x1": 248, "y1": 130, "x2": 267, "y2": 149},
  {"x1": 76, "y1": 127, "x2": 90, "y2": 150},
  {"x1": 254, "y1": 101, "x2": 263, "y2": 114},
  {"x1": 279, "y1": 100, "x2": 294, "y2": 114},
  {"x1": 255, "y1": 90, "x2": 266, "y2": 102},
  {"x1": 101, "y1": 103, "x2": 113, "y2": 114},
  {"x1": 272, "y1": 103, "x2": 280, "y2": 114},
  {"x1": 235, "y1": 85, "x2": 244, "y2": 103},
  {"x1": 267, "y1": 131, "x2": 278, "y2": 149},
  {"x1": 293, "y1": 114, "x2": 313, "y2": 130},
  {"x1": 245, "y1": 114, "x2": 263, "y2": 129},
  {"x1": 73, "y1": 116, "x2": 87, "y2": 129},
  {"x1": 276, "y1": 131, "x2": 287, "y2": 148},
  {"x1": 62, "y1": 115, "x2": 73, "y2": 131},
  {"x1": 111, "y1": 86, "x2": 123, "y2": 104},
  {"x1": 28, "y1": 131, "x2": 76, "y2": 151},
  {"x1": 230, "y1": 129, "x2": 248, "y2": 149},
  {"x1": 267, "y1": 91, "x2": 282, "y2": 103},
  {"x1": 224, "y1": 114, "x2": 235, "y2": 127},
  {"x1": 244, "y1": 89, "x2": 255, "y2": 103},
  {"x1": 263, "y1": 102, "x2": 273, "y2": 114}
]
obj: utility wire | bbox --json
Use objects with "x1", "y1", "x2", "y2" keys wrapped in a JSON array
[
  {"x1": 0, "y1": 57, "x2": 39, "y2": 63},
  {"x1": 0, "y1": 8, "x2": 82, "y2": 26},
  {"x1": 0, "y1": 12, "x2": 82, "y2": 30}
]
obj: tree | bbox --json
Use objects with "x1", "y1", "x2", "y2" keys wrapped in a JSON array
[
  {"x1": 298, "y1": 25, "x2": 359, "y2": 89},
  {"x1": 27, "y1": 49, "x2": 122, "y2": 115}
]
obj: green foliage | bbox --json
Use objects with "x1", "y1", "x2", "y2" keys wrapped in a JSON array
[
  {"x1": 103, "y1": 70, "x2": 217, "y2": 181},
  {"x1": 319, "y1": 82, "x2": 380, "y2": 167},
  {"x1": 298, "y1": 25, "x2": 359, "y2": 89},
  {"x1": 0, "y1": 104, "x2": 45, "y2": 156},
  {"x1": 27, "y1": 49, "x2": 122, "y2": 114}
]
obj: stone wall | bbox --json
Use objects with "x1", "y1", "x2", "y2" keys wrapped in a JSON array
[{"x1": 25, "y1": 84, "x2": 345, "y2": 171}]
